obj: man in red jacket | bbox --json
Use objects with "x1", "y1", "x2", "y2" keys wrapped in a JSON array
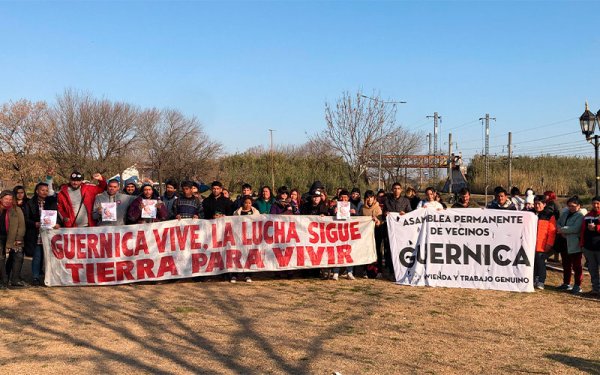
[{"x1": 57, "y1": 171, "x2": 107, "y2": 228}]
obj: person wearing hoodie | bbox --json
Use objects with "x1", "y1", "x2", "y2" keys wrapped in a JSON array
[
  {"x1": 92, "y1": 179, "x2": 135, "y2": 226},
  {"x1": 580, "y1": 196, "x2": 600, "y2": 296},
  {"x1": 127, "y1": 183, "x2": 168, "y2": 224},
  {"x1": 532, "y1": 195, "x2": 557, "y2": 290},
  {"x1": 510, "y1": 187, "x2": 525, "y2": 211},
  {"x1": 486, "y1": 187, "x2": 517, "y2": 210},
  {"x1": 0, "y1": 190, "x2": 26, "y2": 289},
  {"x1": 23, "y1": 182, "x2": 62, "y2": 286},
  {"x1": 162, "y1": 179, "x2": 179, "y2": 220},
  {"x1": 556, "y1": 196, "x2": 586, "y2": 294},
  {"x1": 57, "y1": 171, "x2": 107, "y2": 228},
  {"x1": 123, "y1": 181, "x2": 138, "y2": 196}
]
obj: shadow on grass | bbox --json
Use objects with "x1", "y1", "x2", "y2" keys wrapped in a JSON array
[
  {"x1": 0, "y1": 276, "x2": 364, "y2": 374},
  {"x1": 545, "y1": 353, "x2": 600, "y2": 374}
]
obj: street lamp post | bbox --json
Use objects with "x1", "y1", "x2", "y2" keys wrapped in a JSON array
[{"x1": 579, "y1": 102, "x2": 600, "y2": 196}]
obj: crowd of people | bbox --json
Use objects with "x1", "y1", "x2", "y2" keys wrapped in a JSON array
[{"x1": 0, "y1": 170, "x2": 599, "y2": 297}]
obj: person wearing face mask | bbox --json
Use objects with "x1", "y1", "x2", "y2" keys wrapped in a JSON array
[
  {"x1": 24, "y1": 182, "x2": 62, "y2": 286},
  {"x1": 0, "y1": 191, "x2": 26, "y2": 289},
  {"x1": 57, "y1": 171, "x2": 107, "y2": 228}
]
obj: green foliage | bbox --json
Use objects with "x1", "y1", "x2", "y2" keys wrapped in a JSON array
[
  {"x1": 218, "y1": 151, "x2": 368, "y2": 195},
  {"x1": 467, "y1": 155, "x2": 595, "y2": 196}
]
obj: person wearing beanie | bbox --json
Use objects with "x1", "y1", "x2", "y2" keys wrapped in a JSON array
[
  {"x1": 524, "y1": 188, "x2": 535, "y2": 211},
  {"x1": 350, "y1": 187, "x2": 363, "y2": 213},
  {"x1": 163, "y1": 179, "x2": 179, "y2": 220},
  {"x1": 57, "y1": 171, "x2": 107, "y2": 228},
  {"x1": 127, "y1": 182, "x2": 168, "y2": 224},
  {"x1": 0, "y1": 190, "x2": 26, "y2": 288}
]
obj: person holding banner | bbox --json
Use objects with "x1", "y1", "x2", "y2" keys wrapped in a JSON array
[
  {"x1": 331, "y1": 190, "x2": 356, "y2": 280},
  {"x1": 361, "y1": 190, "x2": 384, "y2": 279},
  {"x1": 0, "y1": 190, "x2": 26, "y2": 289},
  {"x1": 451, "y1": 187, "x2": 480, "y2": 208},
  {"x1": 57, "y1": 171, "x2": 107, "y2": 228},
  {"x1": 93, "y1": 179, "x2": 135, "y2": 226},
  {"x1": 487, "y1": 187, "x2": 517, "y2": 210},
  {"x1": 417, "y1": 187, "x2": 444, "y2": 210},
  {"x1": 533, "y1": 195, "x2": 557, "y2": 290},
  {"x1": 127, "y1": 183, "x2": 169, "y2": 224},
  {"x1": 270, "y1": 186, "x2": 299, "y2": 215},
  {"x1": 174, "y1": 181, "x2": 203, "y2": 219},
  {"x1": 24, "y1": 182, "x2": 61, "y2": 286},
  {"x1": 581, "y1": 196, "x2": 600, "y2": 296},
  {"x1": 383, "y1": 183, "x2": 412, "y2": 277},
  {"x1": 202, "y1": 181, "x2": 233, "y2": 219},
  {"x1": 556, "y1": 196, "x2": 585, "y2": 294}
]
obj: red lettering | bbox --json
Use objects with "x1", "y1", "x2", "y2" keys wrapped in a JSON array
[
  {"x1": 65, "y1": 263, "x2": 83, "y2": 283},
  {"x1": 153, "y1": 228, "x2": 169, "y2": 253},
  {"x1": 134, "y1": 231, "x2": 149, "y2": 256},
  {"x1": 97, "y1": 262, "x2": 116, "y2": 283},
  {"x1": 206, "y1": 252, "x2": 224, "y2": 272},
  {"x1": 175, "y1": 225, "x2": 190, "y2": 250},
  {"x1": 192, "y1": 253, "x2": 208, "y2": 273},
  {"x1": 273, "y1": 221, "x2": 286, "y2": 244},
  {"x1": 350, "y1": 221, "x2": 361, "y2": 240},
  {"x1": 99, "y1": 233, "x2": 112, "y2": 257},
  {"x1": 122, "y1": 232, "x2": 134, "y2": 257},
  {"x1": 336, "y1": 245, "x2": 353, "y2": 264},
  {"x1": 115, "y1": 261, "x2": 135, "y2": 281},
  {"x1": 273, "y1": 247, "x2": 294, "y2": 267},
  {"x1": 326, "y1": 246, "x2": 335, "y2": 265},
  {"x1": 76, "y1": 234, "x2": 86, "y2": 259},
  {"x1": 211, "y1": 224, "x2": 223, "y2": 248},
  {"x1": 87, "y1": 234, "x2": 100, "y2": 258},
  {"x1": 264, "y1": 221, "x2": 274, "y2": 244},
  {"x1": 325, "y1": 223, "x2": 338, "y2": 243},
  {"x1": 286, "y1": 222, "x2": 300, "y2": 243},
  {"x1": 86, "y1": 263, "x2": 95, "y2": 283},
  {"x1": 65, "y1": 234, "x2": 75, "y2": 259},
  {"x1": 190, "y1": 225, "x2": 202, "y2": 250},
  {"x1": 51, "y1": 235, "x2": 64, "y2": 259},
  {"x1": 157, "y1": 256, "x2": 178, "y2": 278},
  {"x1": 306, "y1": 245, "x2": 325, "y2": 265},
  {"x1": 223, "y1": 222, "x2": 236, "y2": 246},
  {"x1": 252, "y1": 221, "x2": 263, "y2": 245},
  {"x1": 226, "y1": 249, "x2": 243, "y2": 269},
  {"x1": 136, "y1": 258, "x2": 155, "y2": 279},
  {"x1": 244, "y1": 249, "x2": 265, "y2": 269},
  {"x1": 242, "y1": 222, "x2": 252, "y2": 245},
  {"x1": 307, "y1": 222, "x2": 319, "y2": 244},
  {"x1": 296, "y1": 246, "x2": 305, "y2": 266}
]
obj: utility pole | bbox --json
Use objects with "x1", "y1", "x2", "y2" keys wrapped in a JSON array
[
  {"x1": 427, "y1": 133, "x2": 432, "y2": 182},
  {"x1": 479, "y1": 114, "x2": 496, "y2": 200},
  {"x1": 508, "y1": 132, "x2": 512, "y2": 189},
  {"x1": 269, "y1": 129, "x2": 275, "y2": 190},
  {"x1": 448, "y1": 133, "x2": 453, "y2": 194},
  {"x1": 427, "y1": 113, "x2": 442, "y2": 180}
]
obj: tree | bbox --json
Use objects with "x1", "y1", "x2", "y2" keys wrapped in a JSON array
[
  {"x1": 313, "y1": 91, "x2": 399, "y2": 185},
  {"x1": 380, "y1": 127, "x2": 424, "y2": 186},
  {"x1": 137, "y1": 108, "x2": 222, "y2": 188},
  {"x1": 0, "y1": 99, "x2": 53, "y2": 187},
  {"x1": 48, "y1": 89, "x2": 139, "y2": 179}
]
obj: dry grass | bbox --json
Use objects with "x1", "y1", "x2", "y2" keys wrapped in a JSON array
[{"x1": 1, "y1": 266, "x2": 599, "y2": 374}]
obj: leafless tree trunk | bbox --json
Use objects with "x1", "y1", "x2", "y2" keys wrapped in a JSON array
[
  {"x1": 314, "y1": 91, "x2": 398, "y2": 185},
  {"x1": 0, "y1": 99, "x2": 53, "y2": 187}
]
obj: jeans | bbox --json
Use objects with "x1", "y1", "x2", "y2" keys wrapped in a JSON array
[
  {"x1": 534, "y1": 252, "x2": 547, "y2": 284},
  {"x1": 560, "y1": 249, "x2": 583, "y2": 287},
  {"x1": 583, "y1": 249, "x2": 600, "y2": 292},
  {"x1": 7, "y1": 249, "x2": 23, "y2": 283},
  {"x1": 332, "y1": 266, "x2": 353, "y2": 275},
  {"x1": 32, "y1": 244, "x2": 44, "y2": 280}
]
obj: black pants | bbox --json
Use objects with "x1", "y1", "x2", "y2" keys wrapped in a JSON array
[
  {"x1": 0, "y1": 236, "x2": 7, "y2": 285},
  {"x1": 1, "y1": 236, "x2": 24, "y2": 284}
]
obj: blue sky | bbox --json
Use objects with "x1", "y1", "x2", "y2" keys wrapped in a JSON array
[{"x1": 2, "y1": 1, "x2": 600, "y2": 161}]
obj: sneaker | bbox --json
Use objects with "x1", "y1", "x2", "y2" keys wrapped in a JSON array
[
  {"x1": 362, "y1": 274, "x2": 369, "y2": 279},
  {"x1": 376, "y1": 272, "x2": 383, "y2": 280},
  {"x1": 535, "y1": 282, "x2": 545, "y2": 290},
  {"x1": 557, "y1": 284, "x2": 572, "y2": 291},
  {"x1": 9, "y1": 280, "x2": 27, "y2": 288},
  {"x1": 332, "y1": 273, "x2": 339, "y2": 281},
  {"x1": 245, "y1": 276, "x2": 252, "y2": 283},
  {"x1": 347, "y1": 272, "x2": 356, "y2": 280},
  {"x1": 571, "y1": 285, "x2": 582, "y2": 295},
  {"x1": 32, "y1": 279, "x2": 41, "y2": 287},
  {"x1": 230, "y1": 276, "x2": 237, "y2": 283}
]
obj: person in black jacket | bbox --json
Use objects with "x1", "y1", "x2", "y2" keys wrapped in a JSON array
[
  {"x1": 24, "y1": 182, "x2": 61, "y2": 286},
  {"x1": 202, "y1": 181, "x2": 233, "y2": 219},
  {"x1": 300, "y1": 190, "x2": 328, "y2": 215}
]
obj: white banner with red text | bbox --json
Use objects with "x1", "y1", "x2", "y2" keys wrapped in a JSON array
[
  {"x1": 388, "y1": 208, "x2": 538, "y2": 292},
  {"x1": 41, "y1": 215, "x2": 376, "y2": 286}
]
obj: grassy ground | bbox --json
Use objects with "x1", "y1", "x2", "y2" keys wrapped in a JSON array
[{"x1": 1, "y1": 264, "x2": 599, "y2": 374}]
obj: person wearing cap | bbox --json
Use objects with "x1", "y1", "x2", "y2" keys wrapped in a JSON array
[
  {"x1": 174, "y1": 181, "x2": 203, "y2": 219},
  {"x1": 92, "y1": 179, "x2": 135, "y2": 226},
  {"x1": 0, "y1": 190, "x2": 26, "y2": 289},
  {"x1": 23, "y1": 182, "x2": 61, "y2": 286},
  {"x1": 127, "y1": 183, "x2": 169, "y2": 224},
  {"x1": 202, "y1": 181, "x2": 233, "y2": 219},
  {"x1": 300, "y1": 189, "x2": 328, "y2": 216},
  {"x1": 162, "y1": 179, "x2": 179, "y2": 220},
  {"x1": 57, "y1": 171, "x2": 107, "y2": 228}
]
